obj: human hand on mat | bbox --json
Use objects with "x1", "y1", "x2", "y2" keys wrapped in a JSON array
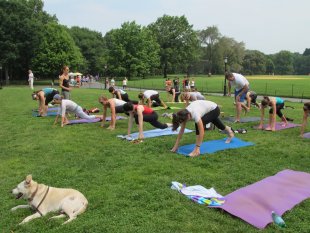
[
  {"x1": 107, "y1": 126, "x2": 115, "y2": 130},
  {"x1": 257, "y1": 124, "x2": 264, "y2": 130},
  {"x1": 265, "y1": 126, "x2": 275, "y2": 131},
  {"x1": 170, "y1": 146, "x2": 178, "y2": 153}
]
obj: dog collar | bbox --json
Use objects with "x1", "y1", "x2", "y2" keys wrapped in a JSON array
[{"x1": 28, "y1": 184, "x2": 39, "y2": 202}]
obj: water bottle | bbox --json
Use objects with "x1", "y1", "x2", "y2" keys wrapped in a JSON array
[{"x1": 271, "y1": 211, "x2": 287, "y2": 228}]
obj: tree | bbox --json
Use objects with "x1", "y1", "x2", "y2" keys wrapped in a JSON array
[
  {"x1": 68, "y1": 26, "x2": 107, "y2": 75},
  {"x1": 104, "y1": 21, "x2": 160, "y2": 79},
  {"x1": 294, "y1": 54, "x2": 310, "y2": 75},
  {"x1": 212, "y1": 36, "x2": 245, "y2": 74},
  {"x1": 31, "y1": 22, "x2": 85, "y2": 81},
  {"x1": 265, "y1": 58, "x2": 275, "y2": 74},
  {"x1": 198, "y1": 26, "x2": 221, "y2": 75},
  {"x1": 0, "y1": 0, "x2": 55, "y2": 82},
  {"x1": 148, "y1": 15, "x2": 200, "y2": 77},
  {"x1": 242, "y1": 50, "x2": 266, "y2": 75},
  {"x1": 273, "y1": 51, "x2": 294, "y2": 75},
  {"x1": 303, "y1": 48, "x2": 310, "y2": 56}
]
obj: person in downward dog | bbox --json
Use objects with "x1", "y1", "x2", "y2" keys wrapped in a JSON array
[
  {"x1": 99, "y1": 96, "x2": 126, "y2": 130},
  {"x1": 171, "y1": 100, "x2": 234, "y2": 157},
  {"x1": 52, "y1": 94, "x2": 100, "y2": 127},
  {"x1": 123, "y1": 102, "x2": 172, "y2": 140}
]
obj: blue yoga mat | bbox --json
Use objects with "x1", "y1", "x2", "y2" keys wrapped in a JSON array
[
  {"x1": 177, "y1": 137, "x2": 254, "y2": 155},
  {"x1": 32, "y1": 111, "x2": 58, "y2": 117},
  {"x1": 117, "y1": 127, "x2": 193, "y2": 140}
]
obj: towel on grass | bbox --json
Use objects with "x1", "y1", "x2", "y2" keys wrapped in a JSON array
[
  {"x1": 171, "y1": 181, "x2": 225, "y2": 207},
  {"x1": 222, "y1": 117, "x2": 262, "y2": 123},
  {"x1": 303, "y1": 132, "x2": 310, "y2": 138},
  {"x1": 68, "y1": 116, "x2": 127, "y2": 124},
  {"x1": 177, "y1": 137, "x2": 254, "y2": 155},
  {"x1": 117, "y1": 127, "x2": 193, "y2": 141}
]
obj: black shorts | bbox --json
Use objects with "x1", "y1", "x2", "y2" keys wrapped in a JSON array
[{"x1": 45, "y1": 90, "x2": 59, "y2": 105}]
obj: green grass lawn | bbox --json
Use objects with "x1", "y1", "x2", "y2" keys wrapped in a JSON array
[
  {"x1": 0, "y1": 87, "x2": 309, "y2": 233},
  {"x1": 125, "y1": 75, "x2": 310, "y2": 99}
]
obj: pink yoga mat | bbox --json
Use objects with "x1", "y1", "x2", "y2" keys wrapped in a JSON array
[
  {"x1": 217, "y1": 170, "x2": 310, "y2": 229},
  {"x1": 254, "y1": 122, "x2": 300, "y2": 131}
]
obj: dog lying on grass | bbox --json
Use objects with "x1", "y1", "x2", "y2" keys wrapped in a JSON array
[{"x1": 11, "y1": 175, "x2": 88, "y2": 225}]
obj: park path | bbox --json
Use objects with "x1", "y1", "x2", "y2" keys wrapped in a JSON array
[{"x1": 81, "y1": 81, "x2": 309, "y2": 103}]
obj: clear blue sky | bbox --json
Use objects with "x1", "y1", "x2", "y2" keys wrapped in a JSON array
[{"x1": 43, "y1": 0, "x2": 310, "y2": 54}]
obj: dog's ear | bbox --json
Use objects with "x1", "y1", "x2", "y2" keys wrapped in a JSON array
[{"x1": 25, "y1": 175, "x2": 32, "y2": 185}]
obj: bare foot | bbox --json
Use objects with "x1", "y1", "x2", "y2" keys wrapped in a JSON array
[
  {"x1": 225, "y1": 127, "x2": 234, "y2": 143},
  {"x1": 189, "y1": 151, "x2": 200, "y2": 157}
]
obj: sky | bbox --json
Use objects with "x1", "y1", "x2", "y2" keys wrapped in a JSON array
[{"x1": 43, "y1": 0, "x2": 310, "y2": 55}]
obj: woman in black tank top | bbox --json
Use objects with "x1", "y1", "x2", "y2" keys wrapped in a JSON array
[{"x1": 59, "y1": 65, "x2": 71, "y2": 99}]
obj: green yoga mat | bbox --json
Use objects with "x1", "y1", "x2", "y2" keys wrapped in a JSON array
[{"x1": 152, "y1": 106, "x2": 181, "y2": 111}]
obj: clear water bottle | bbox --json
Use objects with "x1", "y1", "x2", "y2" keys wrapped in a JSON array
[{"x1": 271, "y1": 211, "x2": 287, "y2": 228}]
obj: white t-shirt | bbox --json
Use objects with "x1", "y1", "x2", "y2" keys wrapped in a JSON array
[
  {"x1": 189, "y1": 92, "x2": 205, "y2": 100},
  {"x1": 123, "y1": 79, "x2": 127, "y2": 85},
  {"x1": 58, "y1": 99, "x2": 79, "y2": 117},
  {"x1": 113, "y1": 98, "x2": 126, "y2": 107},
  {"x1": 28, "y1": 72, "x2": 34, "y2": 81},
  {"x1": 143, "y1": 90, "x2": 158, "y2": 99},
  {"x1": 115, "y1": 89, "x2": 126, "y2": 95},
  {"x1": 230, "y1": 73, "x2": 249, "y2": 91},
  {"x1": 186, "y1": 100, "x2": 217, "y2": 123}
]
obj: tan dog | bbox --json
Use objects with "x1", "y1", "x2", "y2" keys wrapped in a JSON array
[{"x1": 11, "y1": 175, "x2": 88, "y2": 225}]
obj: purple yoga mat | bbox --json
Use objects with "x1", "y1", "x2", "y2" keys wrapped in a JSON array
[
  {"x1": 303, "y1": 132, "x2": 310, "y2": 138},
  {"x1": 254, "y1": 122, "x2": 300, "y2": 131},
  {"x1": 217, "y1": 169, "x2": 310, "y2": 229},
  {"x1": 68, "y1": 116, "x2": 126, "y2": 124}
]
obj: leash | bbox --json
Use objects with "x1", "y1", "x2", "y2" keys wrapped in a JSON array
[{"x1": 30, "y1": 185, "x2": 50, "y2": 216}]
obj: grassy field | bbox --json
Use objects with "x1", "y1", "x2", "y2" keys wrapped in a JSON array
[
  {"x1": 0, "y1": 87, "x2": 310, "y2": 233},
  {"x1": 124, "y1": 75, "x2": 310, "y2": 99}
]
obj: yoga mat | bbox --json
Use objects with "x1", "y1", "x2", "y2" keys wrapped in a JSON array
[
  {"x1": 254, "y1": 122, "x2": 300, "y2": 131},
  {"x1": 117, "y1": 127, "x2": 193, "y2": 140},
  {"x1": 152, "y1": 106, "x2": 181, "y2": 111},
  {"x1": 68, "y1": 116, "x2": 126, "y2": 124},
  {"x1": 303, "y1": 132, "x2": 310, "y2": 138},
  {"x1": 222, "y1": 117, "x2": 262, "y2": 123},
  {"x1": 218, "y1": 169, "x2": 310, "y2": 229},
  {"x1": 68, "y1": 118, "x2": 101, "y2": 124},
  {"x1": 32, "y1": 107, "x2": 59, "y2": 112},
  {"x1": 32, "y1": 111, "x2": 58, "y2": 117},
  {"x1": 177, "y1": 137, "x2": 254, "y2": 155}
]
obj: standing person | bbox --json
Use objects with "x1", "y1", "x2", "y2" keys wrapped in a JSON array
[
  {"x1": 28, "y1": 70, "x2": 34, "y2": 90},
  {"x1": 110, "y1": 78, "x2": 115, "y2": 87},
  {"x1": 226, "y1": 72, "x2": 250, "y2": 123},
  {"x1": 300, "y1": 102, "x2": 310, "y2": 137},
  {"x1": 138, "y1": 90, "x2": 168, "y2": 108},
  {"x1": 31, "y1": 88, "x2": 59, "y2": 116},
  {"x1": 258, "y1": 96, "x2": 293, "y2": 131},
  {"x1": 52, "y1": 94, "x2": 100, "y2": 127},
  {"x1": 123, "y1": 102, "x2": 172, "y2": 140},
  {"x1": 109, "y1": 86, "x2": 138, "y2": 103},
  {"x1": 190, "y1": 78, "x2": 195, "y2": 90},
  {"x1": 122, "y1": 77, "x2": 128, "y2": 90},
  {"x1": 59, "y1": 66, "x2": 71, "y2": 99},
  {"x1": 99, "y1": 96, "x2": 126, "y2": 130},
  {"x1": 171, "y1": 100, "x2": 234, "y2": 157},
  {"x1": 184, "y1": 76, "x2": 190, "y2": 90},
  {"x1": 173, "y1": 77, "x2": 180, "y2": 92}
]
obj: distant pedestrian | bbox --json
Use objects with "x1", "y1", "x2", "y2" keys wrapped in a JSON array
[
  {"x1": 122, "y1": 77, "x2": 128, "y2": 90},
  {"x1": 28, "y1": 70, "x2": 34, "y2": 90}
]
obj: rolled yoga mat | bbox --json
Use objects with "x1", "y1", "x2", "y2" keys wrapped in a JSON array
[
  {"x1": 217, "y1": 169, "x2": 310, "y2": 229},
  {"x1": 177, "y1": 137, "x2": 254, "y2": 155}
]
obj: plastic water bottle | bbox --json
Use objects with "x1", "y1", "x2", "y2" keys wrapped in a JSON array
[{"x1": 271, "y1": 211, "x2": 286, "y2": 228}]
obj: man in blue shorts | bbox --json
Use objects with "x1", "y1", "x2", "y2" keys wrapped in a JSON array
[{"x1": 226, "y1": 72, "x2": 250, "y2": 122}]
